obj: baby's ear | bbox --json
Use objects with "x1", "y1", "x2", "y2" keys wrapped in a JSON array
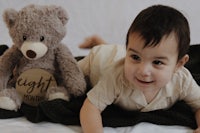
[
  {"x1": 177, "y1": 54, "x2": 189, "y2": 69},
  {"x1": 3, "y1": 9, "x2": 18, "y2": 29}
]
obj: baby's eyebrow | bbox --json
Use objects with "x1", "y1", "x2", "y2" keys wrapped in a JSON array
[
  {"x1": 128, "y1": 48, "x2": 139, "y2": 53},
  {"x1": 154, "y1": 56, "x2": 169, "y2": 61}
]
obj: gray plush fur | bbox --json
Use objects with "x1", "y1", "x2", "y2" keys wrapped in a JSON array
[{"x1": 0, "y1": 4, "x2": 86, "y2": 111}]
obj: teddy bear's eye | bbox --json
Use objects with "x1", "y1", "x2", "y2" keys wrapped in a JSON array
[
  {"x1": 40, "y1": 36, "x2": 44, "y2": 42},
  {"x1": 23, "y1": 36, "x2": 27, "y2": 41}
]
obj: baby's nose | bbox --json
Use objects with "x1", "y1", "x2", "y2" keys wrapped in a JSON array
[{"x1": 138, "y1": 63, "x2": 151, "y2": 76}]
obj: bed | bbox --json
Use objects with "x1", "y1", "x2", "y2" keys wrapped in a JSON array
[
  {"x1": 0, "y1": 118, "x2": 194, "y2": 133},
  {"x1": 0, "y1": 44, "x2": 199, "y2": 133},
  {"x1": 1, "y1": 0, "x2": 200, "y2": 132}
]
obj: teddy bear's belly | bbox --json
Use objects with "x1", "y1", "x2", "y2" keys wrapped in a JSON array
[
  {"x1": 15, "y1": 68, "x2": 57, "y2": 106},
  {"x1": 18, "y1": 59, "x2": 56, "y2": 74},
  {"x1": 8, "y1": 60, "x2": 56, "y2": 87}
]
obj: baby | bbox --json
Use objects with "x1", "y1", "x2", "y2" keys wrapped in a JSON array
[{"x1": 79, "y1": 5, "x2": 200, "y2": 133}]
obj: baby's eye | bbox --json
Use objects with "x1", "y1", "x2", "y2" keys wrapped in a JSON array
[
  {"x1": 131, "y1": 54, "x2": 140, "y2": 61},
  {"x1": 153, "y1": 60, "x2": 163, "y2": 65}
]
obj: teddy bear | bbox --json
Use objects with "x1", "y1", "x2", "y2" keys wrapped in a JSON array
[{"x1": 0, "y1": 4, "x2": 86, "y2": 111}]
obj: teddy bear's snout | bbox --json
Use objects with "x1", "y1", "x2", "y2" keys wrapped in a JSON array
[
  {"x1": 21, "y1": 41, "x2": 48, "y2": 60},
  {"x1": 26, "y1": 50, "x2": 37, "y2": 59}
]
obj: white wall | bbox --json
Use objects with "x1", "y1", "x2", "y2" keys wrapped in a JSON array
[{"x1": 0, "y1": 0, "x2": 200, "y2": 56}]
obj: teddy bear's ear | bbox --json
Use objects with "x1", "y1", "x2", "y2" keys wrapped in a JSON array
[
  {"x1": 3, "y1": 9, "x2": 18, "y2": 29},
  {"x1": 55, "y1": 6, "x2": 69, "y2": 26}
]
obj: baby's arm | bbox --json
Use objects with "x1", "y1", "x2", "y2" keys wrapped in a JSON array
[{"x1": 80, "y1": 98, "x2": 103, "y2": 133}]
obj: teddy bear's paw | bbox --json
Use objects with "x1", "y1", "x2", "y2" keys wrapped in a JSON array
[
  {"x1": 46, "y1": 87, "x2": 70, "y2": 101},
  {"x1": 48, "y1": 92, "x2": 70, "y2": 101},
  {"x1": 0, "y1": 97, "x2": 19, "y2": 111},
  {"x1": 70, "y1": 87, "x2": 86, "y2": 97},
  {"x1": 0, "y1": 89, "x2": 22, "y2": 111}
]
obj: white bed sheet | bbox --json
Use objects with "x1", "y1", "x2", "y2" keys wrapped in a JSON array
[{"x1": 0, "y1": 117, "x2": 194, "y2": 133}]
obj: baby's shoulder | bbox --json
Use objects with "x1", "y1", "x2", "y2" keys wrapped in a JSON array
[
  {"x1": 174, "y1": 67, "x2": 193, "y2": 80},
  {"x1": 170, "y1": 66, "x2": 196, "y2": 89}
]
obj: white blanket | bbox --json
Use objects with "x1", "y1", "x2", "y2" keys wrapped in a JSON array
[{"x1": 0, "y1": 117, "x2": 194, "y2": 133}]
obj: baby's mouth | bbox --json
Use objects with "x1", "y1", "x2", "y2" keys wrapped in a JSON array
[{"x1": 136, "y1": 78, "x2": 154, "y2": 84}]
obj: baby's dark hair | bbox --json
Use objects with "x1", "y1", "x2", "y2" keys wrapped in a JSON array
[{"x1": 126, "y1": 5, "x2": 190, "y2": 61}]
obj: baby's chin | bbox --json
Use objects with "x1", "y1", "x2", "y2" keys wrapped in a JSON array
[{"x1": 132, "y1": 79, "x2": 160, "y2": 91}]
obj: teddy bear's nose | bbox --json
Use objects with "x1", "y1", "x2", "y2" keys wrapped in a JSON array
[
  {"x1": 21, "y1": 41, "x2": 48, "y2": 60},
  {"x1": 26, "y1": 50, "x2": 37, "y2": 59}
]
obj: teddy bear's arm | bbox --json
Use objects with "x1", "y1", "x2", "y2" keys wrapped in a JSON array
[
  {"x1": 55, "y1": 45, "x2": 87, "y2": 96},
  {"x1": 0, "y1": 45, "x2": 22, "y2": 90}
]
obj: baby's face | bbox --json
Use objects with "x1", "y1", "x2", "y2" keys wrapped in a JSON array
[{"x1": 124, "y1": 32, "x2": 181, "y2": 92}]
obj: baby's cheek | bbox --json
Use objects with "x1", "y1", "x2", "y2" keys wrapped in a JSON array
[
  {"x1": 124, "y1": 66, "x2": 136, "y2": 83},
  {"x1": 124, "y1": 69, "x2": 130, "y2": 81},
  {"x1": 156, "y1": 71, "x2": 173, "y2": 87}
]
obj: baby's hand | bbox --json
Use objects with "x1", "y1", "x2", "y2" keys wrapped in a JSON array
[{"x1": 79, "y1": 35, "x2": 106, "y2": 49}]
